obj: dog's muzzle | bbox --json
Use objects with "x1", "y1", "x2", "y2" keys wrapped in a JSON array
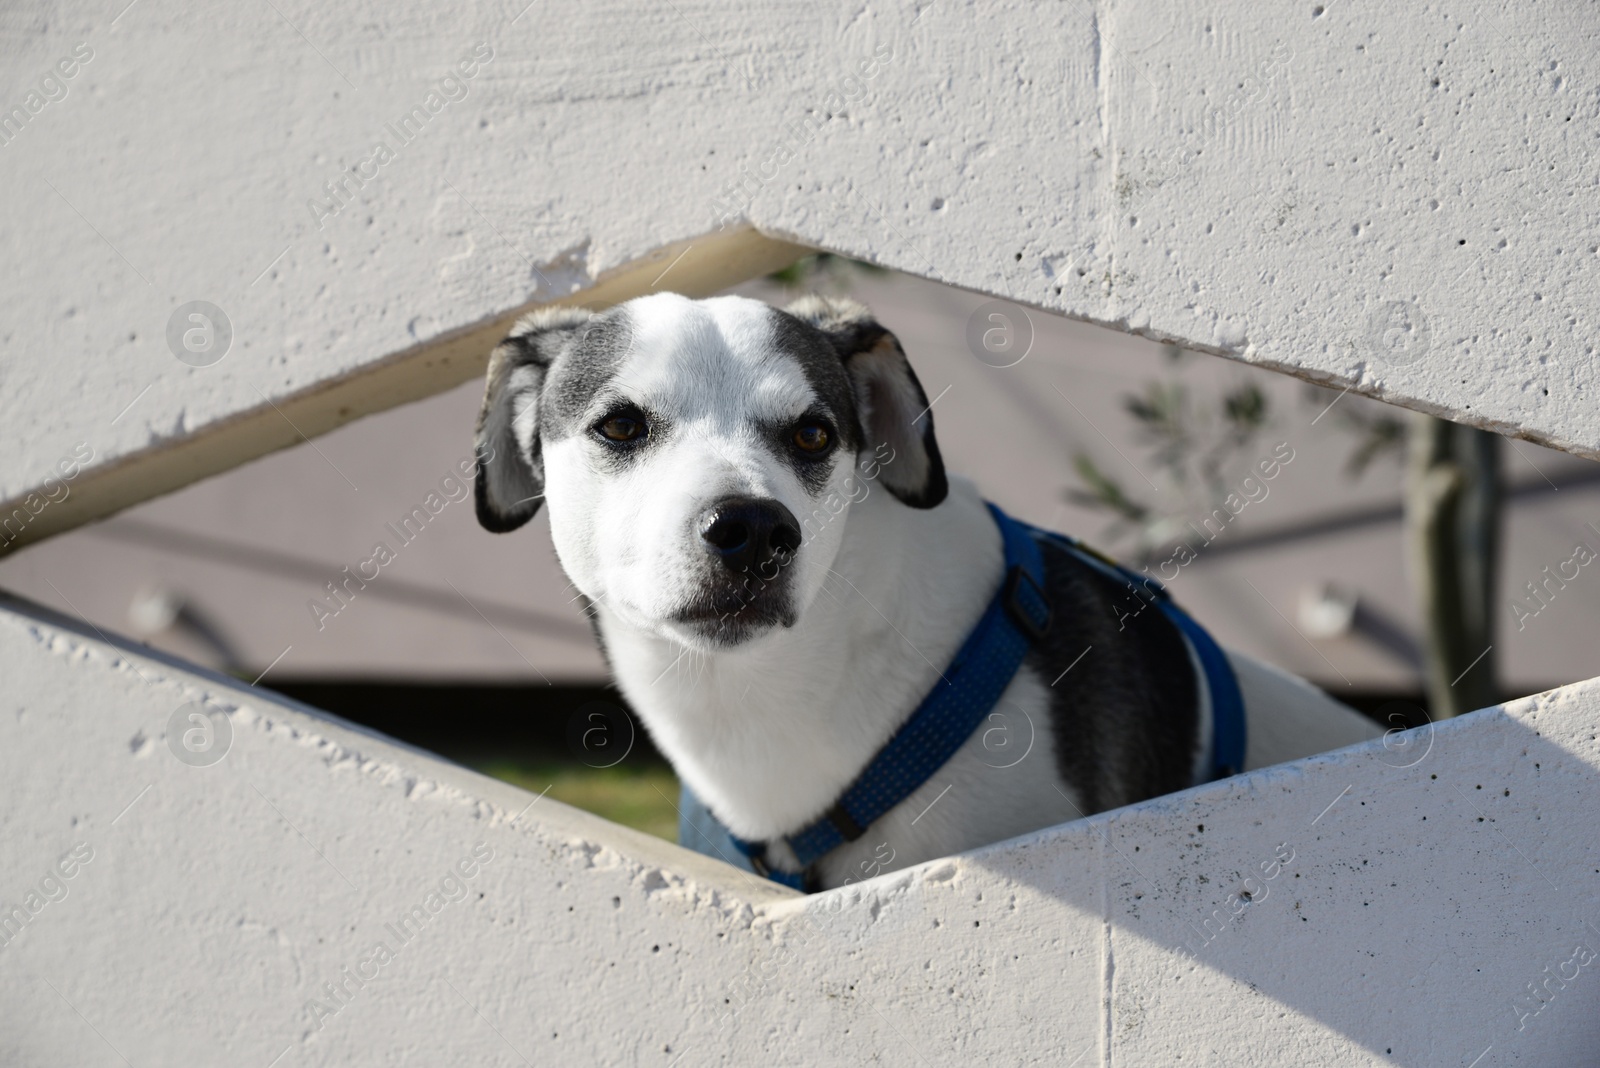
[
  {"x1": 697, "y1": 496, "x2": 801, "y2": 578},
  {"x1": 667, "y1": 496, "x2": 803, "y2": 643}
]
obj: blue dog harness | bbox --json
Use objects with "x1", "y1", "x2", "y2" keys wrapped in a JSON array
[{"x1": 695, "y1": 502, "x2": 1245, "y2": 892}]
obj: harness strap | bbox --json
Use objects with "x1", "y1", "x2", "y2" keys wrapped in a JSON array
[
  {"x1": 701, "y1": 503, "x2": 1247, "y2": 891},
  {"x1": 728, "y1": 503, "x2": 1052, "y2": 887},
  {"x1": 1163, "y1": 604, "x2": 1246, "y2": 778}
]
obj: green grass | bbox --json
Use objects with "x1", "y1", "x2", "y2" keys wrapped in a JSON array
[{"x1": 470, "y1": 757, "x2": 682, "y2": 842}]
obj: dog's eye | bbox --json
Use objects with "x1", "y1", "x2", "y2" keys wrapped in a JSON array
[
  {"x1": 792, "y1": 423, "x2": 830, "y2": 454},
  {"x1": 595, "y1": 411, "x2": 647, "y2": 443}
]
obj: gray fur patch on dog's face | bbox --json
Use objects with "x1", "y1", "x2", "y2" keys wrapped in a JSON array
[
  {"x1": 785, "y1": 294, "x2": 948, "y2": 509},
  {"x1": 763, "y1": 309, "x2": 862, "y2": 453},
  {"x1": 537, "y1": 310, "x2": 636, "y2": 441}
]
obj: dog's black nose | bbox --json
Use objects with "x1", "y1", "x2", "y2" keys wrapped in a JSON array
[{"x1": 698, "y1": 496, "x2": 802, "y2": 574}]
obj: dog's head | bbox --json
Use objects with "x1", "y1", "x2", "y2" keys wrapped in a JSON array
[{"x1": 473, "y1": 292, "x2": 946, "y2": 649}]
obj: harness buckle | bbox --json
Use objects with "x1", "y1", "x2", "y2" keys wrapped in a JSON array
[
  {"x1": 1003, "y1": 565, "x2": 1052, "y2": 642},
  {"x1": 744, "y1": 842, "x2": 813, "y2": 891}
]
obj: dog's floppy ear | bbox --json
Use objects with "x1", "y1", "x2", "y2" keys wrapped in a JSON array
[
  {"x1": 474, "y1": 307, "x2": 593, "y2": 532},
  {"x1": 785, "y1": 295, "x2": 948, "y2": 509}
]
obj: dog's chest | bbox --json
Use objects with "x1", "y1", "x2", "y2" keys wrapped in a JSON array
[{"x1": 792, "y1": 663, "x2": 1086, "y2": 889}]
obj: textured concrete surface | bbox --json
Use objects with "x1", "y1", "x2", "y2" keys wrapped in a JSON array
[
  {"x1": 1, "y1": 1, "x2": 1596, "y2": 550},
  {"x1": 2, "y1": 592, "x2": 1597, "y2": 1065}
]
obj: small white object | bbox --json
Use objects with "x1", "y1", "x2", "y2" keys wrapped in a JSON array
[
  {"x1": 1298, "y1": 582, "x2": 1359, "y2": 639},
  {"x1": 127, "y1": 585, "x2": 182, "y2": 636}
]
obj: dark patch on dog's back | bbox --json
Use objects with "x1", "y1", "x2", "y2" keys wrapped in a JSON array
[{"x1": 1029, "y1": 542, "x2": 1199, "y2": 815}]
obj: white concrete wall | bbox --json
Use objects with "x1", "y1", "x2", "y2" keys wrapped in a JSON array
[
  {"x1": 3, "y1": 591, "x2": 1597, "y2": 1065},
  {"x1": 4, "y1": 1, "x2": 1600, "y2": 1063}
]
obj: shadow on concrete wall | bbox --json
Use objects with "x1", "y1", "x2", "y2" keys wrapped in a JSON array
[{"x1": 942, "y1": 707, "x2": 1600, "y2": 1064}]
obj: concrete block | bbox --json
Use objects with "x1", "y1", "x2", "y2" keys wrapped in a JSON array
[{"x1": 3, "y1": 592, "x2": 1596, "y2": 1064}]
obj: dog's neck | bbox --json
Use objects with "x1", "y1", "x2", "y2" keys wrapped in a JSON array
[{"x1": 595, "y1": 476, "x2": 1004, "y2": 841}]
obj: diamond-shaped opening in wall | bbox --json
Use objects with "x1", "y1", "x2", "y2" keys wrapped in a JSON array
[{"x1": 3, "y1": 252, "x2": 1596, "y2": 862}]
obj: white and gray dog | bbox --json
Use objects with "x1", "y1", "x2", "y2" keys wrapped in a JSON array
[{"x1": 473, "y1": 292, "x2": 1380, "y2": 890}]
